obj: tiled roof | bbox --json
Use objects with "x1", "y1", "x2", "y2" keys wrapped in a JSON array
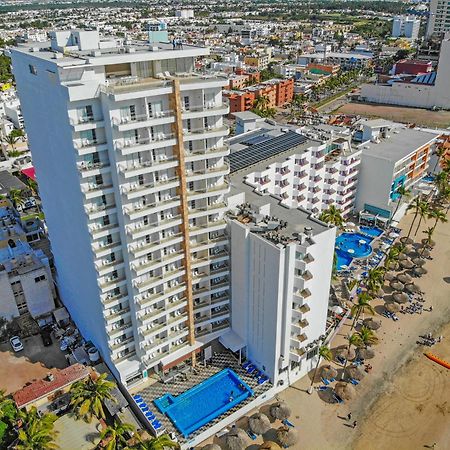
[{"x1": 13, "y1": 364, "x2": 90, "y2": 408}]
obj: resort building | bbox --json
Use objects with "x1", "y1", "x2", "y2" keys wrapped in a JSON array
[
  {"x1": 392, "y1": 15, "x2": 420, "y2": 41},
  {"x1": 229, "y1": 117, "x2": 361, "y2": 218},
  {"x1": 297, "y1": 51, "x2": 373, "y2": 70},
  {"x1": 11, "y1": 29, "x2": 231, "y2": 386},
  {"x1": 355, "y1": 121, "x2": 437, "y2": 220},
  {"x1": 360, "y1": 33, "x2": 450, "y2": 110},
  {"x1": 427, "y1": 0, "x2": 450, "y2": 37}
]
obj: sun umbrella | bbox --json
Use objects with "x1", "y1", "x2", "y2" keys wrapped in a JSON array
[
  {"x1": 421, "y1": 238, "x2": 435, "y2": 247},
  {"x1": 385, "y1": 272, "x2": 397, "y2": 281},
  {"x1": 397, "y1": 273, "x2": 412, "y2": 284},
  {"x1": 412, "y1": 257, "x2": 426, "y2": 266},
  {"x1": 414, "y1": 267, "x2": 428, "y2": 276},
  {"x1": 405, "y1": 283, "x2": 420, "y2": 294},
  {"x1": 270, "y1": 402, "x2": 291, "y2": 421},
  {"x1": 420, "y1": 249, "x2": 431, "y2": 258},
  {"x1": 393, "y1": 292, "x2": 409, "y2": 304},
  {"x1": 321, "y1": 365, "x2": 338, "y2": 379},
  {"x1": 385, "y1": 302, "x2": 400, "y2": 313},
  {"x1": 363, "y1": 318, "x2": 381, "y2": 330},
  {"x1": 248, "y1": 413, "x2": 271, "y2": 435},
  {"x1": 203, "y1": 445, "x2": 222, "y2": 450},
  {"x1": 358, "y1": 347, "x2": 375, "y2": 359},
  {"x1": 387, "y1": 261, "x2": 400, "y2": 271},
  {"x1": 330, "y1": 305, "x2": 344, "y2": 315},
  {"x1": 374, "y1": 287, "x2": 385, "y2": 298},
  {"x1": 398, "y1": 253, "x2": 409, "y2": 261},
  {"x1": 403, "y1": 244, "x2": 414, "y2": 253},
  {"x1": 336, "y1": 347, "x2": 355, "y2": 361},
  {"x1": 225, "y1": 428, "x2": 248, "y2": 450},
  {"x1": 334, "y1": 382, "x2": 356, "y2": 401},
  {"x1": 259, "y1": 442, "x2": 282, "y2": 450},
  {"x1": 346, "y1": 364, "x2": 365, "y2": 380},
  {"x1": 400, "y1": 237, "x2": 414, "y2": 245},
  {"x1": 400, "y1": 259, "x2": 414, "y2": 269},
  {"x1": 276, "y1": 426, "x2": 299, "y2": 448},
  {"x1": 389, "y1": 280, "x2": 404, "y2": 291}
]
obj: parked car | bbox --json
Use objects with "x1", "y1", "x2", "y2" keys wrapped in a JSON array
[
  {"x1": 41, "y1": 331, "x2": 52, "y2": 347},
  {"x1": 9, "y1": 336, "x2": 24, "y2": 352}
]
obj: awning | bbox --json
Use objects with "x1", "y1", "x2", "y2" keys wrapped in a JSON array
[
  {"x1": 21, "y1": 167, "x2": 36, "y2": 181},
  {"x1": 219, "y1": 330, "x2": 246, "y2": 353},
  {"x1": 160, "y1": 341, "x2": 203, "y2": 370}
]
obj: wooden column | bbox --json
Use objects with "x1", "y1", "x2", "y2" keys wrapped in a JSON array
[{"x1": 169, "y1": 79, "x2": 196, "y2": 366}]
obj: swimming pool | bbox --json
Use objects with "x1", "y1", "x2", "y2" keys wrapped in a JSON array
[
  {"x1": 336, "y1": 249, "x2": 353, "y2": 270},
  {"x1": 422, "y1": 175, "x2": 434, "y2": 183},
  {"x1": 154, "y1": 368, "x2": 253, "y2": 437},
  {"x1": 359, "y1": 226, "x2": 384, "y2": 238},
  {"x1": 335, "y1": 232, "x2": 375, "y2": 270}
]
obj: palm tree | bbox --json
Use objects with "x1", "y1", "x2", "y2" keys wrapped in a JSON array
[
  {"x1": 383, "y1": 246, "x2": 400, "y2": 269},
  {"x1": 252, "y1": 95, "x2": 270, "y2": 111},
  {"x1": 354, "y1": 326, "x2": 379, "y2": 348},
  {"x1": 9, "y1": 188, "x2": 25, "y2": 208},
  {"x1": 0, "y1": 390, "x2": 15, "y2": 420},
  {"x1": 319, "y1": 205, "x2": 344, "y2": 227},
  {"x1": 414, "y1": 201, "x2": 430, "y2": 236},
  {"x1": 350, "y1": 292, "x2": 375, "y2": 330},
  {"x1": 16, "y1": 407, "x2": 58, "y2": 450},
  {"x1": 341, "y1": 333, "x2": 361, "y2": 378},
  {"x1": 406, "y1": 196, "x2": 426, "y2": 239},
  {"x1": 70, "y1": 373, "x2": 116, "y2": 423},
  {"x1": 308, "y1": 345, "x2": 333, "y2": 394},
  {"x1": 133, "y1": 435, "x2": 180, "y2": 450},
  {"x1": 366, "y1": 267, "x2": 385, "y2": 293},
  {"x1": 429, "y1": 208, "x2": 448, "y2": 232},
  {"x1": 389, "y1": 186, "x2": 410, "y2": 226},
  {"x1": 99, "y1": 421, "x2": 135, "y2": 450},
  {"x1": 433, "y1": 144, "x2": 447, "y2": 172},
  {"x1": 2, "y1": 133, "x2": 19, "y2": 152}
]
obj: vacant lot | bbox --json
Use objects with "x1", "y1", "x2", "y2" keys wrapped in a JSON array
[
  {"x1": 0, "y1": 334, "x2": 68, "y2": 394},
  {"x1": 335, "y1": 102, "x2": 450, "y2": 128}
]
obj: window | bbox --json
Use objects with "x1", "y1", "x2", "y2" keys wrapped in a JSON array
[
  {"x1": 34, "y1": 275, "x2": 46, "y2": 283},
  {"x1": 307, "y1": 348, "x2": 317, "y2": 360},
  {"x1": 29, "y1": 64, "x2": 37, "y2": 75}
]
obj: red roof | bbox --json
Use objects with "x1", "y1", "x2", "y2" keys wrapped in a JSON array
[
  {"x1": 13, "y1": 364, "x2": 90, "y2": 408},
  {"x1": 21, "y1": 167, "x2": 36, "y2": 181}
]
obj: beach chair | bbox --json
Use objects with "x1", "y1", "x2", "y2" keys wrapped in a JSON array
[
  {"x1": 321, "y1": 377, "x2": 330, "y2": 385},
  {"x1": 140, "y1": 405, "x2": 149, "y2": 413},
  {"x1": 282, "y1": 419, "x2": 295, "y2": 428},
  {"x1": 242, "y1": 361, "x2": 251, "y2": 369},
  {"x1": 246, "y1": 364, "x2": 256, "y2": 374},
  {"x1": 333, "y1": 393, "x2": 344, "y2": 404},
  {"x1": 247, "y1": 430, "x2": 258, "y2": 440},
  {"x1": 329, "y1": 377, "x2": 336, "y2": 382},
  {"x1": 349, "y1": 378, "x2": 359, "y2": 385},
  {"x1": 133, "y1": 395, "x2": 143, "y2": 402},
  {"x1": 336, "y1": 355, "x2": 346, "y2": 365},
  {"x1": 317, "y1": 385, "x2": 329, "y2": 391},
  {"x1": 258, "y1": 375, "x2": 269, "y2": 385}
]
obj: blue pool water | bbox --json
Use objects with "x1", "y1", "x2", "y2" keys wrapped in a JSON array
[
  {"x1": 336, "y1": 249, "x2": 353, "y2": 270},
  {"x1": 335, "y1": 232, "x2": 375, "y2": 270},
  {"x1": 422, "y1": 175, "x2": 434, "y2": 183},
  {"x1": 154, "y1": 368, "x2": 253, "y2": 437},
  {"x1": 359, "y1": 226, "x2": 384, "y2": 237}
]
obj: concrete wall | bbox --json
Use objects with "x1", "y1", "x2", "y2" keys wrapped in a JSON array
[{"x1": 0, "y1": 271, "x2": 19, "y2": 319}]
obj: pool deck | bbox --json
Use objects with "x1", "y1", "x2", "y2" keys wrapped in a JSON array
[{"x1": 134, "y1": 352, "x2": 272, "y2": 446}]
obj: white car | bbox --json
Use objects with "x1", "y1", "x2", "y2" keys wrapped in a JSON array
[{"x1": 10, "y1": 336, "x2": 24, "y2": 352}]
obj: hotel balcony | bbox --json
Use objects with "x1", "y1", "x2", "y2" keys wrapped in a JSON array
[
  {"x1": 136, "y1": 283, "x2": 186, "y2": 309},
  {"x1": 122, "y1": 177, "x2": 179, "y2": 200},
  {"x1": 183, "y1": 125, "x2": 230, "y2": 142},
  {"x1": 303, "y1": 253, "x2": 315, "y2": 264},
  {"x1": 107, "y1": 321, "x2": 133, "y2": 339},
  {"x1": 289, "y1": 347, "x2": 306, "y2": 362},
  {"x1": 102, "y1": 292, "x2": 129, "y2": 308},
  {"x1": 89, "y1": 222, "x2": 120, "y2": 240},
  {"x1": 74, "y1": 139, "x2": 108, "y2": 156},
  {"x1": 187, "y1": 182, "x2": 230, "y2": 201},
  {"x1": 131, "y1": 250, "x2": 184, "y2": 277},
  {"x1": 95, "y1": 258, "x2": 125, "y2": 276},
  {"x1": 123, "y1": 197, "x2": 181, "y2": 221},
  {"x1": 133, "y1": 267, "x2": 185, "y2": 293},
  {"x1": 85, "y1": 203, "x2": 117, "y2": 220},
  {"x1": 188, "y1": 202, "x2": 228, "y2": 220},
  {"x1": 130, "y1": 232, "x2": 183, "y2": 258},
  {"x1": 182, "y1": 102, "x2": 229, "y2": 120},
  {"x1": 301, "y1": 270, "x2": 313, "y2": 281},
  {"x1": 109, "y1": 336, "x2": 135, "y2": 352},
  {"x1": 185, "y1": 162, "x2": 230, "y2": 182},
  {"x1": 77, "y1": 161, "x2": 110, "y2": 178},
  {"x1": 126, "y1": 215, "x2": 183, "y2": 240},
  {"x1": 93, "y1": 241, "x2": 123, "y2": 258},
  {"x1": 191, "y1": 235, "x2": 229, "y2": 253},
  {"x1": 104, "y1": 307, "x2": 131, "y2": 324},
  {"x1": 118, "y1": 156, "x2": 178, "y2": 178},
  {"x1": 116, "y1": 134, "x2": 177, "y2": 156},
  {"x1": 189, "y1": 218, "x2": 227, "y2": 237},
  {"x1": 112, "y1": 111, "x2": 175, "y2": 131},
  {"x1": 98, "y1": 275, "x2": 127, "y2": 293},
  {"x1": 82, "y1": 183, "x2": 114, "y2": 200},
  {"x1": 185, "y1": 145, "x2": 230, "y2": 162},
  {"x1": 112, "y1": 350, "x2": 137, "y2": 364},
  {"x1": 139, "y1": 298, "x2": 187, "y2": 324},
  {"x1": 70, "y1": 116, "x2": 105, "y2": 132},
  {"x1": 325, "y1": 178, "x2": 337, "y2": 185}
]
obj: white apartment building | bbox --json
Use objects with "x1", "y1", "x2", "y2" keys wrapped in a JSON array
[
  {"x1": 392, "y1": 15, "x2": 421, "y2": 41},
  {"x1": 11, "y1": 30, "x2": 231, "y2": 386},
  {"x1": 229, "y1": 120, "x2": 361, "y2": 218},
  {"x1": 427, "y1": 0, "x2": 450, "y2": 37}
]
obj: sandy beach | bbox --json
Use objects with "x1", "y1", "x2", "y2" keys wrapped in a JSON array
[{"x1": 200, "y1": 209, "x2": 450, "y2": 450}]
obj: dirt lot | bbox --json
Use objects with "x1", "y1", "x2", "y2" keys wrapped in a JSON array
[
  {"x1": 335, "y1": 102, "x2": 450, "y2": 128},
  {"x1": 0, "y1": 334, "x2": 68, "y2": 394}
]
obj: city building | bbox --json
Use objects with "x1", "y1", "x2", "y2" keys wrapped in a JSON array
[
  {"x1": 392, "y1": 15, "x2": 421, "y2": 41},
  {"x1": 360, "y1": 33, "x2": 450, "y2": 109},
  {"x1": 427, "y1": 0, "x2": 450, "y2": 37},
  {"x1": 392, "y1": 59, "x2": 433, "y2": 76},
  {"x1": 11, "y1": 30, "x2": 231, "y2": 386},
  {"x1": 244, "y1": 53, "x2": 270, "y2": 70},
  {"x1": 175, "y1": 9, "x2": 194, "y2": 19},
  {"x1": 355, "y1": 120, "x2": 437, "y2": 219},
  {"x1": 298, "y1": 51, "x2": 372, "y2": 70},
  {"x1": 229, "y1": 118, "x2": 361, "y2": 217},
  {"x1": 0, "y1": 198, "x2": 55, "y2": 320},
  {"x1": 240, "y1": 29, "x2": 257, "y2": 46},
  {"x1": 227, "y1": 70, "x2": 260, "y2": 90}
]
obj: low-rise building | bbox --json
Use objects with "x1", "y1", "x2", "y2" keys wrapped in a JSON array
[
  {"x1": 298, "y1": 51, "x2": 372, "y2": 70},
  {"x1": 392, "y1": 15, "x2": 421, "y2": 41},
  {"x1": 392, "y1": 59, "x2": 433, "y2": 76}
]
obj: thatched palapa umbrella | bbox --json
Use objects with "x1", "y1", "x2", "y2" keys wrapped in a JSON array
[
  {"x1": 385, "y1": 272, "x2": 396, "y2": 281},
  {"x1": 225, "y1": 428, "x2": 247, "y2": 450},
  {"x1": 248, "y1": 413, "x2": 271, "y2": 435},
  {"x1": 346, "y1": 364, "x2": 365, "y2": 380},
  {"x1": 276, "y1": 426, "x2": 299, "y2": 448},
  {"x1": 414, "y1": 266, "x2": 428, "y2": 276},
  {"x1": 389, "y1": 280, "x2": 404, "y2": 291},
  {"x1": 393, "y1": 292, "x2": 409, "y2": 304},
  {"x1": 259, "y1": 442, "x2": 282, "y2": 450},
  {"x1": 397, "y1": 273, "x2": 412, "y2": 284},
  {"x1": 412, "y1": 257, "x2": 426, "y2": 266},
  {"x1": 384, "y1": 302, "x2": 400, "y2": 313},
  {"x1": 400, "y1": 259, "x2": 414, "y2": 269},
  {"x1": 400, "y1": 236, "x2": 414, "y2": 245},
  {"x1": 398, "y1": 253, "x2": 409, "y2": 261},
  {"x1": 387, "y1": 261, "x2": 400, "y2": 271},
  {"x1": 321, "y1": 365, "x2": 338, "y2": 379},
  {"x1": 270, "y1": 402, "x2": 291, "y2": 421},
  {"x1": 336, "y1": 346, "x2": 355, "y2": 361},
  {"x1": 334, "y1": 382, "x2": 356, "y2": 401},
  {"x1": 363, "y1": 318, "x2": 381, "y2": 330},
  {"x1": 203, "y1": 445, "x2": 222, "y2": 450},
  {"x1": 420, "y1": 248, "x2": 431, "y2": 258},
  {"x1": 358, "y1": 347, "x2": 375, "y2": 359},
  {"x1": 405, "y1": 283, "x2": 420, "y2": 294},
  {"x1": 421, "y1": 238, "x2": 435, "y2": 247}
]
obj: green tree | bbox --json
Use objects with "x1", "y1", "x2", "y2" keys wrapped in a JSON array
[
  {"x1": 366, "y1": 267, "x2": 385, "y2": 293},
  {"x1": 414, "y1": 201, "x2": 430, "y2": 236},
  {"x1": 16, "y1": 407, "x2": 58, "y2": 450},
  {"x1": 406, "y1": 196, "x2": 426, "y2": 239},
  {"x1": 389, "y1": 186, "x2": 410, "y2": 226},
  {"x1": 99, "y1": 421, "x2": 135, "y2": 450},
  {"x1": 8, "y1": 188, "x2": 25, "y2": 208},
  {"x1": 350, "y1": 292, "x2": 375, "y2": 330},
  {"x1": 340, "y1": 333, "x2": 361, "y2": 378},
  {"x1": 383, "y1": 245, "x2": 400, "y2": 270},
  {"x1": 2, "y1": 133, "x2": 19, "y2": 152},
  {"x1": 133, "y1": 434, "x2": 181, "y2": 450},
  {"x1": 70, "y1": 373, "x2": 116, "y2": 423},
  {"x1": 319, "y1": 205, "x2": 344, "y2": 227},
  {"x1": 308, "y1": 345, "x2": 333, "y2": 394},
  {"x1": 354, "y1": 326, "x2": 379, "y2": 348}
]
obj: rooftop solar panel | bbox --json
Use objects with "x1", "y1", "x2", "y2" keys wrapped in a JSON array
[
  {"x1": 242, "y1": 134, "x2": 272, "y2": 146},
  {"x1": 229, "y1": 131, "x2": 307, "y2": 173}
]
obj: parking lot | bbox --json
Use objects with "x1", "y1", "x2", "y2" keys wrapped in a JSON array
[{"x1": 0, "y1": 334, "x2": 68, "y2": 394}]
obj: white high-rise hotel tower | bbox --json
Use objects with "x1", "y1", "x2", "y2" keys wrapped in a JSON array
[{"x1": 12, "y1": 30, "x2": 230, "y2": 385}]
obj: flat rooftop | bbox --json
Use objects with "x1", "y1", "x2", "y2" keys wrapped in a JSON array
[{"x1": 360, "y1": 127, "x2": 437, "y2": 162}]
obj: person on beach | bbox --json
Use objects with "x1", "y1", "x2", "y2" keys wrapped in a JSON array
[
  {"x1": 347, "y1": 412, "x2": 352, "y2": 421},
  {"x1": 352, "y1": 420, "x2": 358, "y2": 428}
]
